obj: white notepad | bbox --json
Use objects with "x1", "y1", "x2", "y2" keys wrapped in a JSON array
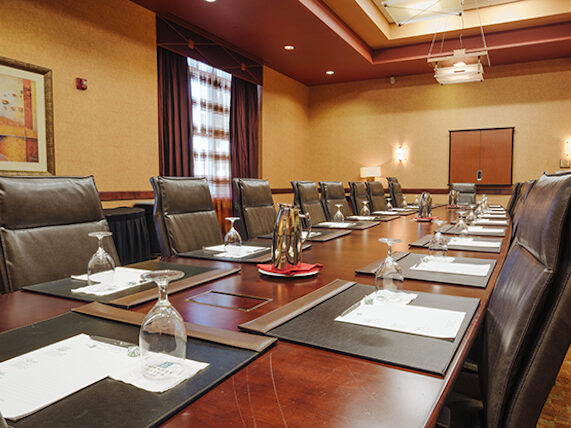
[
  {"x1": 203, "y1": 244, "x2": 267, "y2": 258},
  {"x1": 347, "y1": 216, "x2": 378, "y2": 221},
  {"x1": 474, "y1": 219, "x2": 508, "y2": 226},
  {"x1": 71, "y1": 267, "x2": 152, "y2": 296},
  {"x1": 317, "y1": 222, "x2": 357, "y2": 228},
  {"x1": 448, "y1": 237, "x2": 501, "y2": 248},
  {"x1": 410, "y1": 260, "x2": 490, "y2": 276},
  {"x1": 336, "y1": 301, "x2": 465, "y2": 340},
  {"x1": 373, "y1": 211, "x2": 396, "y2": 215},
  {"x1": 467, "y1": 226, "x2": 504, "y2": 233}
]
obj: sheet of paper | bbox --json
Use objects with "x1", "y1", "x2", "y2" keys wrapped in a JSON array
[
  {"x1": 373, "y1": 211, "x2": 396, "y2": 215},
  {"x1": 0, "y1": 334, "x2": 126, "y2": 420},
  {"x1": 467, "y1": 226, "x2": 504, "y2": 233},
  {"x1": 317, "y1": 222, "x2": 357, "y2": 228},
  {"x1": 347, "y1": 216, "x2": 378, "y2": 221},
  {"x1": 71, "y1": 267, "x2": 152, "y2": 296},
  {"x1": 203, "y1": 244, "x2": 267, "y2": 258},
  {"x1": 302, "y1": 231, "x2": 321, "y2": 239},
  {"x1": 448, "y1": 237, "x2": 501, "y2": 248},
  {"x1": 410, "y1": 259, "x2": 490, "y2": 276},
  {"x1": 474, "y1": 219, "x2": 508, "y2": 226},
  {"x1": 336, "y1": 302, "x2": 466, "y2": 340},
  {"x1": 483, "y1": 214, "x2": 507, "y2": 218},
  {"x1": 391, "y1": 208, "x2": 412, "y2": 212}
]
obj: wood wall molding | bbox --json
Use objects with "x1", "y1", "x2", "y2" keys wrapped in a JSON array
[{"x1": 99, "y1": 185, "x2": 513, "y2": 201}]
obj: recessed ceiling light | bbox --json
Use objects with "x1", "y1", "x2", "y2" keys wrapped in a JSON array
[
  {"x1": 204, "y1": 0, "x2": 216, "y2": 3},
  {"x1": 284, "y1": 45, "x2": 295, "y2": 51},
  {"x1": 326, "y1": 70, "x2": 335, "y2": 75}
]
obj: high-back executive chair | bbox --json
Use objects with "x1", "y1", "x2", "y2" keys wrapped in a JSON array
[
  {"x1": 150, "y1": 176, "x2": 223, "y2": 257},
  {"x1": 233, "y1": 178, "x2": 276, "y2": 240},
  {"x1": 348, "y1": 181, "x2": 370, "y2": 215},
  {"x1": 0, "y1": 176, "x2": 119, "y2": 293},
  {"x1": 319, "y1": 181, "x2": 352, "y2": 220},
  {"x1": 440, "y1": 171, "x2": 571, "y2": 428},
  {"x1": 291, "y1": 180, "x2": 328, "y2": 224},
  {"x1": 366, "y1": 181, "x2": 389, "y2": 212},
  {"x1": 451, "y1": 183, "x2": 477, "y2": 205},
  {"x1": 387, "y1": 178, "x2": 405, "y2": 208},
  {"x1": 505, "y1": 182, "x2": 522, "y2": 217}
]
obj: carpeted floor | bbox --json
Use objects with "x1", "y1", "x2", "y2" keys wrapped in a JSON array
[{"x1": 537, "y1": 346, "x2": 571, "y2": 428}]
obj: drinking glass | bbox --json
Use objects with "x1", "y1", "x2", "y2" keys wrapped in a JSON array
[
  {"x1": 360, "y1": 200, "x2": 371, "y2": 216},
  {"x1": 374, "y1": 238, "x2": 404, "y2": 295},
  {"x1": 333, "y1": 204, "x2": 345, "y2": 222},
  {"x1": 456, "y1": 210, "x2": 469, "y2": 235},
  {"x1": 428, "y1": 220, "x2": 448, "y2": 257},
  {"x1": 139, "y1": 270, "x2": 187, "y2": 381},
  {"x1": 466, "y1": 206, "x2": 476, "y2": 224},
  {"x1": 87, "y1": 231, "x2": 116, "y2": 286},
  {"x1": 224, "y1": 217, "x2": 242, "y2": 248}
]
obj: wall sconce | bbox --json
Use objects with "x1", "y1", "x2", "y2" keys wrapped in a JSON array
[
  {"x1": 395, "y1": 146, "x2": 408, "y2": 163},
  {"x1": 360, "y1": 166, "x2": 381, "y2": 182},
  {"x1": 561, "y1": 138, "x2": 571, "y2": 168}
]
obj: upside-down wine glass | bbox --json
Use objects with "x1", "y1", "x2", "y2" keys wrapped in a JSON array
[
  {"x1": 386, "y1": 198, "x2": 393, "y2": 210},
  {"x1": 224, "y1": 217, "x2": 242, "y2": 249},
  {"x1": 333, "y1": 204, "x2": 345, "y2": 222},
  {"x1": 374, "y1": 238, "x2": 404, "y2": 297},
  {"x1": 456, "y1": 210, "x2": 469, "y2": 235},
  {"x1": 466, "y1": 206, "x2": 477, "y2": 224},
  {"x1": 87, "y1": 231, "x2": 116, "y2": 286},
  {"x1": 428, "y1": 219, "x2": 448, "y2": 258},
  {"x1": 360, "y1": 200, "x2": 371, "y2": 216},
  {"x1": 402, "y1": 196, "x2": 408, "y2": 208},
  {"x1": 414, "y1": 194, "x2": 420, "y2": 206},
  {"x1": 139, "y1": 269, "x2": 187, "y2": 381}
]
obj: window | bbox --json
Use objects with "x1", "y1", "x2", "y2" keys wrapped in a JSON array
[{"x1": 188, "y1": 58, "x2": 232, "y2": 199}]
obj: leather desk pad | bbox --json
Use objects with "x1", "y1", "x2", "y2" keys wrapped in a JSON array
[
  {"x1": 240, "y1": 280, "x2": 478, "y2": 375},
  {"x1": 2, "y1": 306, "x2": 274, "y2": 428},
  {"x1": 409, "y1": 234, "x2": 503, "y2": 254},
  {"x1": 355, "y1": 253, "x2": 496, "y2": 288},
  {"x1": 22, "y1": 260, "x2": 240, "y2": 308}
]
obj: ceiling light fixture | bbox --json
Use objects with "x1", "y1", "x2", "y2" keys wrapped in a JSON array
[
  {"x1": 426, "y1": 0, "x2": 490, "y2": 85},
  {"x1": 326, "y1": 70, "x2": 335, "y2": 75},
  {"x1": 204, "y1": 0, "x2": 216, "y2": 3},
  {"x1": 284, "y1": 45, "x2": 295, "y2": 51}
]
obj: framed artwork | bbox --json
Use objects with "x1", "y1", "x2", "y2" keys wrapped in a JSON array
[{"x1": 0, "y1": 56, "x2": 54, "y2": 175}]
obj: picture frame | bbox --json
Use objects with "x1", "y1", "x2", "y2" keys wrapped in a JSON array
[{"x1": 0, "y1": 56, "x2": 55, "y2": 175}]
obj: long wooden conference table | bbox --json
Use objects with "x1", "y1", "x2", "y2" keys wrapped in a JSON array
[{"x1": 0, "y1": 206, "x2": 509, "y2": 427}]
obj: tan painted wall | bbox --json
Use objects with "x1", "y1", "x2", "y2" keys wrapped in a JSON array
[
  {"x1": 307, "y1": 59, "x2": 571, "y2": 188},
  {"x1": 0, "y1": 0, "x2": 158, "y2": 192},
  {"x1": 260, "y1": 66, "x2": 310, "y2": 206}
]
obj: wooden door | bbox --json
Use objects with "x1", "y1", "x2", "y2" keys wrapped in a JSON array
[{"x1": 449, "y1": 131, "x2": 480, "y2": 183}]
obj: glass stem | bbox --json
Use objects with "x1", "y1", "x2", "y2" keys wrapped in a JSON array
[
  {"x1": 157, "y1": 281, "x2": 169, "y2": 304},
  {"x1": 387, "y1": 244, "x2": 392, "y2": 258}
]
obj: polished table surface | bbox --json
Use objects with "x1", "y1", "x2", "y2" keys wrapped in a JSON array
[{"x1": 0, "y1": 206, "x2": 510, "y2": 427}]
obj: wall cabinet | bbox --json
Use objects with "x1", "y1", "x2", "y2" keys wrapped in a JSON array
[{"x1": 449, "y1": 127, "x2": 514, "y2": 185}]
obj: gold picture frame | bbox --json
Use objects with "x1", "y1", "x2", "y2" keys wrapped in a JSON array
[{"x1": 0, "y1": 56, "x2": 54, "y2": 175}]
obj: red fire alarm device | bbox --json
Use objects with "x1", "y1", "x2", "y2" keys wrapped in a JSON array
[{"x1": 75, "y1": 78, "x2": 87, "y2": 90}]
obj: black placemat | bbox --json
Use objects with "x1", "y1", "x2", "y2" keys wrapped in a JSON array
[
  {"x1": 2, "y1": 312, "x2": 260, "y2": 428},
  {"x1": 313, "y1": 220, "x2": 380, "y2": 230},
  {"x1": 267, "y1": 283, "x2": 479, "y2": 375},
  {"x1": 22, "y1": 261, "x2": 219, "y2": 305},
  {"x1": 409, "y1": 234, "x2": 503, "y2": 254},
  {"x1": 440, "y1": 224, "x2": 506, "y2": 237},
  {"x1": 257, "y1": 229, "x2": 352, "y2": 242},
  {"x1": 178, "y1": 242, "x2": 272, "y2": 263}
]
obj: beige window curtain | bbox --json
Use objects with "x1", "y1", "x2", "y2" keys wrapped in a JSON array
[{"x1": 188, "y1": 58, "x2": 232, "y2": 200}]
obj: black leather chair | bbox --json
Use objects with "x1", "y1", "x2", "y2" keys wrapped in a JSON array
[
  {"x1": 233, "y1": 178, "x2": 276, "y2": 240},
  {"x1": 0, "y1": 176, "x2": 119, "y2": 293},
  {"x1": 387, "y1": 179, "x2": 405, "y2": 208},
  {"x1": 291, "y1": 180, "x2": 328, "y2": 224},
  {"x1": 150, "y1": 176, "x2": 223, "y2": 257},
  {"x1": 319, "y1": 181, "x2": 351, "y2": 220},
  {"x1": 451, "y1": 183, "x2": 477, "y2": 205},
  {"x1": 440, "y1": 171, "x2": 571, "y2": 428},
  {"x1": 506, "y1": 182, "x2": 522, "y2": 216},
  {"x1": 366, "y1": 181, "x2": 389, "y2": 212},
  {"x1": 348, "y1": 181, "x2": 370, "y2": 215},
  {"x1": 509, "y1": 179, "x2": 535, "y2": 241}
]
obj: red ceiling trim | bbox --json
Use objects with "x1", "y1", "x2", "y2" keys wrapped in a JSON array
[{"x1": 298, "y1": 0, "x2": 374, "y2": 63}]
